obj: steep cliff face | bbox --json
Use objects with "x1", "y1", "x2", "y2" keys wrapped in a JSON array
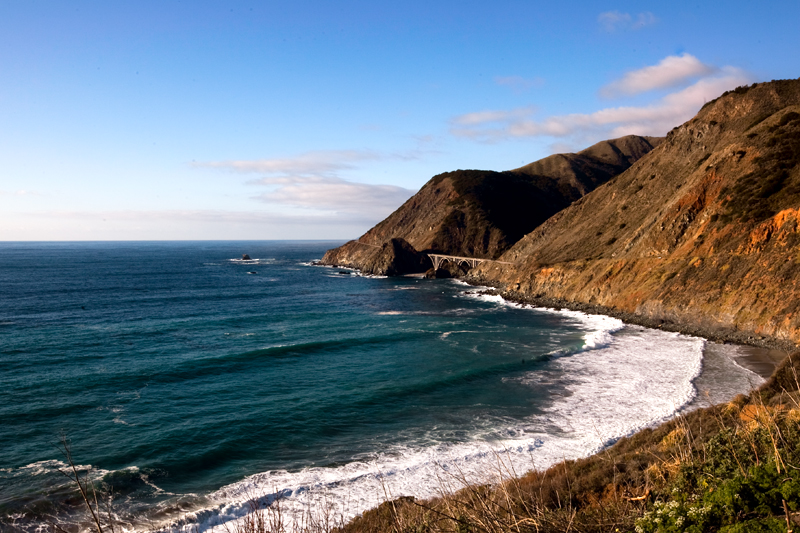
[
  {"x1": 474, "y1": 78, "x2": 800, "y2": 343},
  {"x1": 321, "y1": 135, "x2": 659, "y2": 272}
]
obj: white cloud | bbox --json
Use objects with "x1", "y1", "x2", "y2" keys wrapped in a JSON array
[
  {"x1": 600, "y1": 54, "x2": 716, "y2": 98},
  {"x1": 253, "y1": 176, "x2": 414, "y2": 218},
  {"x1": 198, "y1": 150, "x2": 381, "y2": 177},
  {"x1": 453, "y1": 107, "x2": 536, "y2": 126},
  {"x1": 598, "y1": 10, "x2": 631, "y2": 32},
  {"x1": 632, "y1": 12, "x2": 657, "y2": 29},
  {"x1": 4, "y1": 148, "x2": 433, "y2": 238},
  {"x1": 0, "y1": 209, "x2": 375, "y2": 240},
  {"x1": 495, "y1": 76, "x2": 544, "y2": 93},
  {"x1": 598, "y1": 11, "x2": 657, "y2": 32},
  {"x1": 450, "y1": 65, "x2": 752, "y2": 145},
  {"x1": 199, "y1": 150, "x2": 416, "y2": 219}
]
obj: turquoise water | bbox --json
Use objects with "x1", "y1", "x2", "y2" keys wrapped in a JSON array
[{"x1": 0, "y1": 242, "x2": 762, "y2": 531}]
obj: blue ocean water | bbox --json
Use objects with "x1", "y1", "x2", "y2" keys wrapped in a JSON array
[{"x1": 0, "y1": 242, "x2": 765, "y2": 531}]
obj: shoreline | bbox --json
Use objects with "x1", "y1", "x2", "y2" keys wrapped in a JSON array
[
  {"x1": 196, "y1": 278, "x2": 743, "y2": 533},
  {"x1": 454, "y1": 277, "x2": 787, "y2": 410},
  {"x1": 160, "y1": 278, "x2": 792, "y2": 532},
  {"x1": 316, "y1": 258, "x2": 797, "y2": 353},
  {"x1": 323, "y1": 262, "x2": 794, "y2": 391},
  {"x1": 464, "y1": 279, "x2": 797, "y2": 353}
]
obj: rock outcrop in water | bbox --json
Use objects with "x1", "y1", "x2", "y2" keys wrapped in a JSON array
[
  {"x1": 331, "y1": 238, "x2": 432, "y2": 276},
  {"x1": 472, "y1": 78, "x2": 800, "y2": 344},
  {"x1": 321, "y1": 135, "x2": 660, "y2": 272}
]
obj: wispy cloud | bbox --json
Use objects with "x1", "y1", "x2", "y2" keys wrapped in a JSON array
[
  {"x1": 199, "y1": 150, "x2": 416, "y2": 219},
  {"x1": 198, "y1": 150, "x2": 381, "y2": 177},
  {"x1": 1, "y1": 209, "x2": 374, "y2": 240},
  {"x1": 600, "y1": 54, "x2": 716, "y2": 98},
  {"x1": 451, "y1": 63, "x2": 751, "y2": 145},
  {"x1": 0, "y1": 189, "x2": 43, "y2": 197},
  {"x1": 453, "y1": 107, "x2": 536, "y2": 127},
  {"x1": 253, "y1": 176, "x2": 414, "y2": 218},
  {"x1": 598, "y1": 11, "x2": 657, "y2": 32},
  {"x1": 495, "y1": 76, "x2": 544, "y2": 93}
]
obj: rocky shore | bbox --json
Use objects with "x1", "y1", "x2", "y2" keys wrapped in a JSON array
[{"x1": 463, "y1": 277, "x2": 797, "y2": 352}]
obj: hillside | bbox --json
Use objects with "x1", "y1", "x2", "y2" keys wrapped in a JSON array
[
  {"x1": 320, "y1": 135, "x2": 660, "y2": 274},
  {"x1": 473, "y1": 78, "x2": 800, "y2": 344}
]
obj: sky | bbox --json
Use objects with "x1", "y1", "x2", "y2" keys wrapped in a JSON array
[{"x1": 1, "y1": 1, "x2": 799, "y2": 240}]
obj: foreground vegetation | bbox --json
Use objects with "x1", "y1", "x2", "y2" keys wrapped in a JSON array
[{"x1": 30, "y1": 352, "x2": 800, "y2": 533}]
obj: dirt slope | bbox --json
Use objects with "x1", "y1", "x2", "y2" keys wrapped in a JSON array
[{"x1": 473, "y1": 78, "x2": 800, "y2": 343}]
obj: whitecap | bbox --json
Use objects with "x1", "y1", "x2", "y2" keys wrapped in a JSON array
[
  {"x1": 147, "y1": 285, "x2": 756, "y2": 533},
  {"x1": 157, "y1": 324, "x2": 708, "y2": 533},
  {"x1": 440, "y1": 330, "x2": 476, "y2": 340}
]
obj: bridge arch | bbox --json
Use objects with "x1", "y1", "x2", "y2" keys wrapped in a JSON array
[{"x1": 428, "y1": 254, "x2": 500, "y2": 271}]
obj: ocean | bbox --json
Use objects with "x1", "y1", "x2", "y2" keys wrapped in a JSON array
[{"x1": 0, "y1": 241, "x2": 771, "y2": 531}]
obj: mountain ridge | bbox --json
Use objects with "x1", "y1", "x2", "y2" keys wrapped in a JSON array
[
  {"x1": 472, "y1": 77, "x2": 800, "y2": 344},
  {"x1": 321, "y1": 135, "x2": 660, "y2": 274}
]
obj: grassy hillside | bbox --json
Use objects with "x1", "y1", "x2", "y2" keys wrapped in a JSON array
[{"x1": 474, "y1": 78, "x2": 800, "y2": 344}]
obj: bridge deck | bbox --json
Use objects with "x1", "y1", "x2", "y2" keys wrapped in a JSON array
[
  {"x1": 350, "y1": 243, "x2": 514, "y2": 270},
  {"x1": 427, "y1": 253, "x2": 514, "y2": 270}
]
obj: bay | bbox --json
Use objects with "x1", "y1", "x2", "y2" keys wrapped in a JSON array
[{"x1": 0, "y1": 241, "x2": 766, "y2": 531}]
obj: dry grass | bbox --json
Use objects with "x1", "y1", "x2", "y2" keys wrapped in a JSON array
[
  {"x1": 46, "y1": 435, "x2": 120, "y2": 533},
  {"x1": 220, "y1": 490, "x2": 347, "y2": 533}
]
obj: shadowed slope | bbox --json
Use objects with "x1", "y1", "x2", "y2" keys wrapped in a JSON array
[{"x1": 321, "y1": 135, "x2": 659, "y2": 273}]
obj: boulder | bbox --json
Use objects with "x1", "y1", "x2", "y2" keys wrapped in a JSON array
[
  {"x1": 360, "y1": 238, "x2": 432, "y2": 276},
  {"x1": 425, "y1": 268, "x2": 452, "y2": 279}
]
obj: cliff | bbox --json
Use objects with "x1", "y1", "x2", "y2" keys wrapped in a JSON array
[
  {"x1": 473, "y1": 78, "x2": 800, "y2": 344},
  {"x1": 321, "y1": 135, "x2": 660, "y2": 274}
]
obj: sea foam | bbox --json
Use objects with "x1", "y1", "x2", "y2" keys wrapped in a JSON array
[{"x1": 158, "y1": 298, "x2": 709, "y2": 533}]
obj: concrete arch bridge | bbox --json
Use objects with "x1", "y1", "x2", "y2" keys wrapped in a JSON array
[{"x1": 427, "y1": 253, "x2": 513, "y2": 270}]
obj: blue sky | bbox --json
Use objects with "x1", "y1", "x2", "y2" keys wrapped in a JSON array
[{"x1": 2, "y1": 1, "x2": 798, "y2": 240}]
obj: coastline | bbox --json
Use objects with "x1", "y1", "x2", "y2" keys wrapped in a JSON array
[
  {"x1": 456, "y1": 276, "x2": 793, "y2": 404},
  {"x1": 454, "y1": 277, "x2": 787, "y2": 407},
  {"x1": 319, "y1": 269, "x2": 795, "y2": 533},
  {"x1": 466, "y1": 280, "x2": 797, "y2": 353},
  {"x1": 167, "y1": 270, "x2": 761, "y2": 533},
  {"x1": 325, "y1": 263, "x2": 792, "y2": 405},
  {"x1": 179, "y1": 269, "x2": 792, "y2": 532},
  {"x1": 723, "y1": 344, "x2": 789, "y2": 377},
  {"x1": 8, "y1": 244, "x2": 798, "y2": 533}
]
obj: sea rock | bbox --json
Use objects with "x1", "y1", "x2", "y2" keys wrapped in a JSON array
[
  {"x1": 358, "y1": 238, "x2": 432, "y2": 276},
  {"x1": 242, "y1": 254, "x2": 251, "y2": 260},
  {"x1": 424, "y1": 268, "x2": 452, "y2": 279}
]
